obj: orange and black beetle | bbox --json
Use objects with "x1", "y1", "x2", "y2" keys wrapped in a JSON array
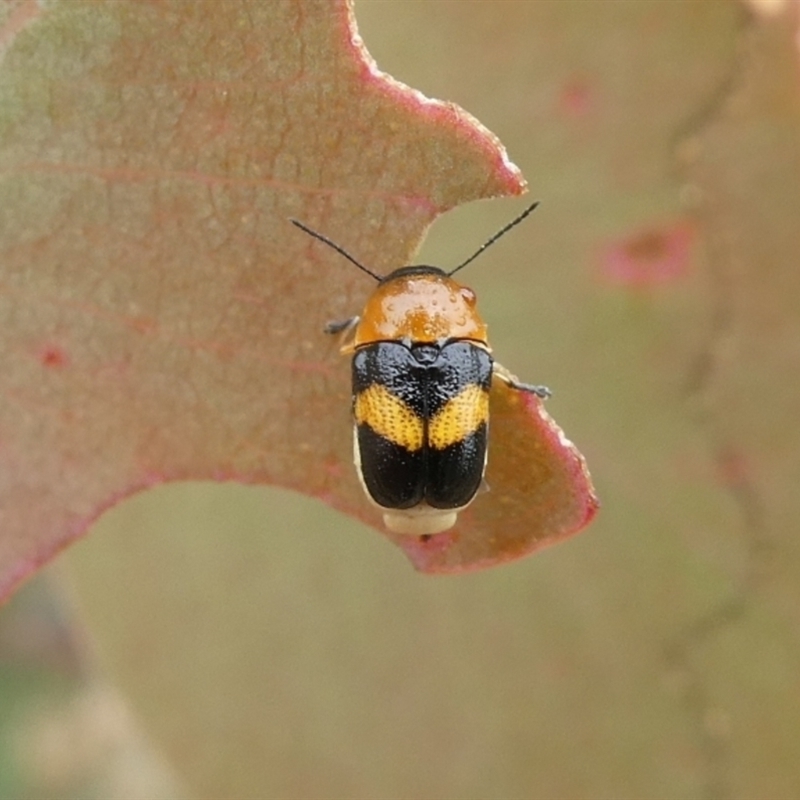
[{"x1": 291, "y1": 203, "x2": 549, "y2": 536}]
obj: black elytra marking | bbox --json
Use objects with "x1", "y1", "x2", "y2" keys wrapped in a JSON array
[
  {"x1": 425, "y1": 424, "x2": 488, "y2": 509},
  {"x1": 356, "y1": 423, "x2": 425, "y2": 509},
  {"x1": 353, "y1": 340, "x2": 492, "y2": 510},
  {"x1": 353, "y1": 341, "x2": 492, "y2": 418}
]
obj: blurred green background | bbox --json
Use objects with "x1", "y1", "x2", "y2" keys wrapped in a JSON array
[{"x1": 3, "y1": 1, "x2": 799, "y2": 798}]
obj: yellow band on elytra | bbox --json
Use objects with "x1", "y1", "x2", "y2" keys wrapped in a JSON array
[
  {"x1": 354, "y1": 384, "x2": 425, "y2": 452},
  {"x1": 428, "y1": 384, "x2": 489, "y2": 450}
]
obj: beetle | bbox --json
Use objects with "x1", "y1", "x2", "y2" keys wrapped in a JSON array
[{"x1": 291, "y1": 202, "x2": 550, "y2": 536}]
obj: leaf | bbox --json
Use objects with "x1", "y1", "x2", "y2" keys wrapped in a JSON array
[
  {"x1": 58, "y1": 1, "x2": 800, "y2": 797},
  {"x1": 0, "y1": 0, "x2": 597, "y2": 597},
  {"x1": 674, "y1": 10, "x2": 800, "y2": 797}
]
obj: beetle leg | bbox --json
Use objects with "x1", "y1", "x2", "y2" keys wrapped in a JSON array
[
  {"x1": 493, "y1": 362, "x2": 551, "y2": 399},
  {"x1": 324, "y1": 315, "x2": 360, "y2": 355},
  {"x1": 324, "y1": 316, "x2": 359, "y2": 335}
]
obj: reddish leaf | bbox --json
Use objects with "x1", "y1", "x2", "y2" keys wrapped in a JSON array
[
  {"x1": 0, "y1": 0, "x2": 595, "y2": 598},
  {"x1": 55, "y1": 2, "x2": 800, "y2": 798}
]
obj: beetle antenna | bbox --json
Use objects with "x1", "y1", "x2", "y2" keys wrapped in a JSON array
[
  {"x1": 447, "y1": 201, "x2": 540, "y2": 277},
  {"x1": 290, "y1": 219, "x2": 383, "y2": 282}
]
